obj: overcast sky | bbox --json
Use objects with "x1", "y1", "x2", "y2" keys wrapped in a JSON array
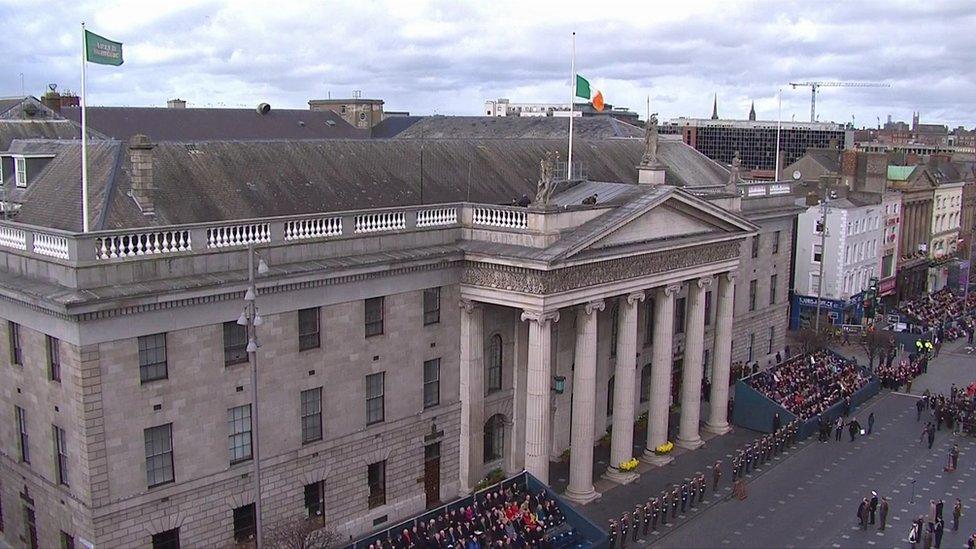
[{"x1": 2, "y1": 0, "x2": 974, "y2": 128}]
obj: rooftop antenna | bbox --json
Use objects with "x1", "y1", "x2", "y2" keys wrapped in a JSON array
[
  {"x1": 353, "y1": 89, "x2": 362, "y2": 99},
  {"x1": 19, "y1": 73, "x2": 24, "y2": 96}
]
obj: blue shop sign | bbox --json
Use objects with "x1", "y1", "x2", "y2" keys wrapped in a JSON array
[{"x1": 794, "y1": 295, "x2": 846, "y2": 311}]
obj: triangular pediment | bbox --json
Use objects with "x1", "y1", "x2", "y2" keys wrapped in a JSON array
[{"x1": 551, "y1": 187, "x2": 758, "y2": 261}]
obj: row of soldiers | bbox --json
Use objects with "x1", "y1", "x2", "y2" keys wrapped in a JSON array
[
  {"x1": 730, "y1": 420, "x2": 800, "y2": 479},
  {"x1": 607, "y1": 471, "x2": 708, "y2": 546}
]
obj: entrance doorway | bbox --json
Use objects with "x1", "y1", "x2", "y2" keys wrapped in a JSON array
[{"x1": 424, "y1": 443, "x2": 441, "y2": 508}]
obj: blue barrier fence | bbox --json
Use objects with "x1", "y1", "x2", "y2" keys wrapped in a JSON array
[{"x1": 347, "y1": 472, "x2": 607, "y2": 548}]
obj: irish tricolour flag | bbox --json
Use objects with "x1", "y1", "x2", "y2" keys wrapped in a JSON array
[{"x1": 575, "y1": 74, "x2": 604, "y2": 111}]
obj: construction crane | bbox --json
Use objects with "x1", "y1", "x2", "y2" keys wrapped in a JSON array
[{"x1": 789, "y1": 81, "x2": 890, "y2": 123}]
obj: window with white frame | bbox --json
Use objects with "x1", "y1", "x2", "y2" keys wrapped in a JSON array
[
  {"x1": 227, "y1": 404, "x2": 252, "y2": 464},
  {"x1": 810, "y1": 273, "x2": 821, "y2": 294},
  {"x1": 14, "y1": 157, "x2": 26, "y2": 187},
  {"x1": 813, "y1": 244, "x2": 823, "y2": 263}
]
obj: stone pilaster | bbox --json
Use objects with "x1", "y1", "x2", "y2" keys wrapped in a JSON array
[
  {"x1": 676, "y1": 276, "x2": 711, "y2": 450},
  {"x1": 564, "y1": 300, "x2": 603, "y2": 504},
  {"x1": 521, "y1": 309, "x2": 559, "y2": 484},
  {"x1": 643, "y1": 283, "x2": 680, "y2": 465},
  {"x1": 459, "y1": 299, "x2": 484, "y2": 491},
  {"x1": 604, "y1": 291, "x2": 644, "y2": 484},
  {"x1": 706, "y1": 272, "x2": 736, "y2": 434}
]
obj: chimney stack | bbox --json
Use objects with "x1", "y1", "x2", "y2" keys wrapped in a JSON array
[
  {"x1": 128, "y1": 134, "x2": 156, "y2": 215},
  {"x1": 166, "y1": 98, "x2": 187, "y2": 109}
]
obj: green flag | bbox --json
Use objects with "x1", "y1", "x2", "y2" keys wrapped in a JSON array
[
  {"x1": 575, "y1": 74, "x2": 591, "y2": 99},
  {"x1": 85, "y1": 30, "x2": 123, "y2": 66}
]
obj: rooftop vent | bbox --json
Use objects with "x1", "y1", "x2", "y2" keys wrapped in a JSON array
[{"x1": 257, "y1": 103, "x2": 271, "y2": 115}]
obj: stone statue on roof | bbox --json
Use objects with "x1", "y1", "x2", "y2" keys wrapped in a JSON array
[
  {"x1": 726, "y1": 150, "x2": 743, "y2": 194},
  {"x1": 534, "y1": 151, "x2": 560, "y2": 206},
  {"x1": 640, "y1": 113, "x2": 660, "y2": 167}
]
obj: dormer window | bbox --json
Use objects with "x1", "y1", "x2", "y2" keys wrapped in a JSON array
[{"x1": 14, "y1": 157, "x2": 27, "y2": 187}]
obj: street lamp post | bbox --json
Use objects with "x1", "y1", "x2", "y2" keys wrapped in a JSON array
[
  {"x1": 815, "y1": 185, "x2": 831, "y2": 333},
  {"x1": 238, "y1": 244, "x2": 269, "y2": 549}
]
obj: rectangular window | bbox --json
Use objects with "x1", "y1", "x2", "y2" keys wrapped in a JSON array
[
  {"x1": 227, "y1": 405, "x2": 252, "y2": 464},
  {"x1": 14, "y1": 157, "x2": 26, "y2": 187},
  {"x1": 813, "y1": 244, "x2": 823, "y2": 263},
  {"x1": 768, "y1": 326, "x2": 775, "y2": 354},
  {"x1": 769, "y1": 274, "x2": 778, "y2": 304},
  {"x1": 298, "y1": 307, "x2": 321, "y2": 351},
  {"x1": 366, "y1": 372, "x2": 385, "y2": 425},
  {"x1": 423, "y1": 287, "x2": 441, "y2": 325},
  {"x1": 882, "y1": 254, "x2": 894, "y2": 278},
  {"x1": 300, "y1": 388, "x2": 323, "y2": 444},
  {"x1": 423, "y1": 358, "x2": 440, "y2": 409},
  {"x1": 704, "y1": 291, "x2": 712, "y2": 326},
  {"x1": 53, "y1": 425, "x2": 68, "y2": 486},
  {"x1": 748, "y1": 279, "x2": 757, "y2": 311},
  {"x1": 816, "y1": 219, "x2": 825, "y2": 234},
  {"x1": 368, "y1": 461, "x2": 387, "y2": 509},
  {"x1": 144, "y1": 423, "x2": 174, "y2": 487},
  {"x1": 772, "y1": 230, "x2": 781, "y2": 254},
  {"x1": 751, "y1": 235, "x2": 759, "y2": 258},
  {"x1": 643, "y1": 299, "x2": 655, "y2": 345},
  {"x1": 46, "y1": 335, "x2": 61, "y2": 382},
  {"x1": 304, "y1": 480, "x2": 326, "y2": 520},
  {"x1": 151, "y1": 528, "x2": 180, "y2": 549},
  {"x1": 9, "y1": 322, "x2": 22, "y2": 366},
  {"x1": 16, "y1": 405, "x2": 29, "y2": 463},
  {"x1": 747, "y1": 333, "x2": 755, "y2": 363},
  {"x1": 810, "y1": 273, "x2": 821, "y2": 295},
  {"x1": 233, "y1": 503, "x2": 256, "y2": 543},
  {"x1": 222, "y1": 321, "x2": 247, "y2": 366},
  {"x1": 60, "y1": 531, "x2": 74, "y2": 549},
  {"x1": 675, "y1": 297, "x2": 686, "y2": 335},
  {"x1": 138, "y1": 333, "x2": 168, "y2": 383},
  {"x1": 365, "y1": 297, "x2": 384, "y2": 337}
]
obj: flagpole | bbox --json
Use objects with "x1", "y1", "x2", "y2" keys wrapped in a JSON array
[
  {"x1": 80, "y1": 22, "x2": 90, "y2": 233},
  {"x1": 567, "y1": 31, "x2": 575, "y2": 179}
]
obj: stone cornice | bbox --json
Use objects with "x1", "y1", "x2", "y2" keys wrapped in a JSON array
[{"x1": 461, "y1": 240, "x2": 741, "y2": 295}]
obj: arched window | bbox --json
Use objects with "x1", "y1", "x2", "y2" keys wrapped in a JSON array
[
  {"x1": 610, "y1": 303, "x2": 619, "y2": 357},
  {"x1": 606, "y1": 376, "x2": 615, "y2": 416},
  {"x1": 486, "y1": 334, "x2": 502, "y2": 393},
  {"x1": 484, "y1": 414, "x2": 505, "y2": 462},
  {"x1": 640, "y1": 364, "x2": 651, "y2": 403}
]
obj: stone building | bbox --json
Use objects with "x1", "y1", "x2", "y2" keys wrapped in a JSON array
[{"x1": 0, "y1": 115, "x2": 796, "y2": 548}]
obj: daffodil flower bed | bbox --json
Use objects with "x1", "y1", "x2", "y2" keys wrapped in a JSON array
[
  {"x1": 619, "y1": 457, "x2": 640, "y2": 472},
  {"x1": 654, "y1": 441, "x2": 674, "y2": 455}
]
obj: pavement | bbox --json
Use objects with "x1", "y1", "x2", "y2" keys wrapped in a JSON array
[{"x1": 562, "y1": 337, "x2": 976, "y2": 548}]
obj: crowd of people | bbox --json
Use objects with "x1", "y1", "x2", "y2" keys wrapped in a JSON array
[
  {"x1": 899, "y1": 289, "x2": 976, "y2": 342},
  {"x1": 364, "y1": 482, "x2": 570, "y2": 548},
  {"x1": 747, "y1": 350, "x2": 870, "y2": 421},
  {"x1": 918, "y1": 386, "x2": 976, "y2": 438}
]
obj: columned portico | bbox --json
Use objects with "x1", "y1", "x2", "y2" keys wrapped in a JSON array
[
  {"x1": 706, "y1": 272, "x2": 736, "y2": 434},
  {"x1": 458, "y1": 299, "x2": 485, "y2": 491},
  {"x1": 643, "y1": 283, "x2": 680, "y2": 465},
  {"x1": 604, "y1": 291, "x2": 644, "y2": 484},
  {"x1": 521, "y1": 309, "x2": 559, "y2": 484},
  {"x1": 564, "y1": 300, "x2": 603, "y2": 504},
  {"x1": 676, "y1": 276, "x2": 711, "y2": 450}
]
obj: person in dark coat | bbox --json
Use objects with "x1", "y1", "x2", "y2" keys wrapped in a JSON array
[
  {"x1": 869, "y1": 492, "x2": 879, "y2": 524},
  {"x1": 848, "y1": 418, "x2": 861, "y2": 442},
  {"x1": 857, "y1": 498, "x2": 868, "y2": 529},
  {"x1": 953, "y1": 498, "x2": 962, "y2": 531},
  {"x1": 772, "y1": 413, "x2": 781, "y2": 433},
  {"x1": 934, "y1": 518, "x2": 944, "y2": 548},
  {"x1": 879, "y1": 496, "x2": 889, "y2": 530},
  {"x1": 867, "y1": 412, "x2": 875, "y2": 435},
  {"x1": 935, "y1": 499, "x2": 944, "y2": 521}
]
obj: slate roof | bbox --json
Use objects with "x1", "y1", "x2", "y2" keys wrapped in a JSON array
[
  {"x1": 0, "y1": 121, "x2": 85, "y2": 150},
  {"x1": 9, "y1": 126, "x2": 733, "y2": 231},
  {"x1": 390, "y1": 115, "x2": 644, "y2": 139},
  {"x1": 60, "y1": 106, "x2": 367, "y2": 141},
  {"x1": 0, "y1": 98, "x2": 24, "y2": 117},
  {"x1": 806, "y1": 148, "x2": 841, "y2": 173}
]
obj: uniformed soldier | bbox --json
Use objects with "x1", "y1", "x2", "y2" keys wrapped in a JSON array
[
  {"x1": 680, "y1": 482, "x2": 689, "y2": 513},
  {"x1": 608, "y1": 519, "x2": 618, "y2": 548},
  {"x1": 744, "y1": 447, "x2": 752, "y2": 474},
  {"x1": 620, "y1": 513, "x2": 629, "y2": 548},
  {"x1": 643, "y1": 501, "x2": 653, "y2": 535},
  {"x1": 671, "y1": 487, "x2": 679, "y2": 518},
  {"x1": 659, "y1": 494, "x2": 668, "y2": 525},
  {"x1": 697, "y1": 472, "x2": 706, "y2": 502},
  {"x1": 632, "y1": 506, "x2": 641, "y2": 542},
  {"x1": 651, "y1": 497, "x2": 659, "y2": 530},
  {"x1": 689, "y1": 477, "x2": 698, "y2": 507},
  {"x1": 731, "y1": 455, "x2": 739, "y2": 479}
]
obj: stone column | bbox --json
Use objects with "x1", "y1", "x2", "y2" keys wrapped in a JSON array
[
  {"x1": 605, "y1": 291, "x2": 644, "y2": 484},
  {"x1": 706, "y1": 272, "x2": 736, "y2": 434},
  {"x1": 564, "y1": 300, "x2": 603, "y2": 504},
  {"x1": 507, "y1": 317, "x2": 529, "y2": 475},
  {"x1": 521, "y1": 309, "x2": 559, "y2": 484},
  {"x1": 459, "y1": 300, "x2": 485, "y2": 491},
  {"x1": 676, "y1": 276, "x2": 711, "y2": 450},
  {"x1": 643, "y1": 283, "x2": 680, "y2": 465}
]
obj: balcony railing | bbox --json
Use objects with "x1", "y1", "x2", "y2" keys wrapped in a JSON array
[{"x1": 0, "y1": 202, "x2": 543, "y2": 264}]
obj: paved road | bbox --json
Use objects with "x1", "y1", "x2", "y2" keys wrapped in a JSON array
[{"x1": 581, "y1": 339, "x2": 976, "y2": 548}]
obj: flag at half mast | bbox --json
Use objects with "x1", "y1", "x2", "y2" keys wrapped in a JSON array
[
  {"x1": 575, "y1": 74, "x2": 604, "y2": 111},
  {"x1": 85, "y1": 30, "x2": 123, "y2": 66}
]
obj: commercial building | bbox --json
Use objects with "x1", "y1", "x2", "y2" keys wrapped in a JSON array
[{"x1": 483, "y1": 98, "x2": 640, "y2": 124}]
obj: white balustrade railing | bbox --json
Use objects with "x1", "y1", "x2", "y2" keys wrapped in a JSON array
[
  {"x1": 768, "y1": 184, "x2": 791, "y2": 195},
  {"x1": 33, "y1": 233, "x2": 70, "y2": 259},
  {"x1": 355, "y1": 211, "x2": 406, "y2": 234},
  {"x1": 207, "y1": 223, "x2": 271, "y2": 248},
  {"x1": 96, "y1": 230, "x2": 191, "y2": 259},
  {"x1": 746, "y1": 185, "x2": 767, "y2": 197},
  {"x1": 0, "y1": 226, "x2": 27, "y2": 251},
  {"x1": 472, "y1": 207, "x2": 528, "y2": 229},
  {"x1": 284, "y1": 217, "x2": 343, "y2": 240},
  {"x1": 416, "y1": 207, "x2": 458, "y2": 228}
]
